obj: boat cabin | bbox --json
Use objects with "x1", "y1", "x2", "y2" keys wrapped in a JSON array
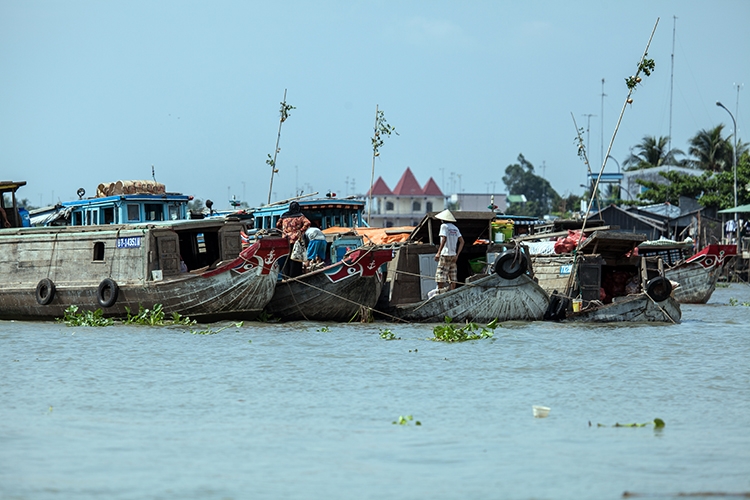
[
  {"x1": 384, "y1": 211, "x2": 518, "y2": 305},
  {"x1": 251, "y1": 198, "x2": 367, "y2": 232},
  {"x1": 0, "y1": 180, "x2": 28, "y2": 229},
  {"x1": 28, "y1": 180, "x2": 191, "y2": 227}
]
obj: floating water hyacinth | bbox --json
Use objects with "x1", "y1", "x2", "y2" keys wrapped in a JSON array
[{"x1": 591, "y1": 418, "x2": 665, "y2": 428}]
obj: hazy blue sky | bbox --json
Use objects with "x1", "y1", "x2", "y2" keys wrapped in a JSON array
[{"x1": 2, "y1": 0, "x2": 748, "y2": 210}]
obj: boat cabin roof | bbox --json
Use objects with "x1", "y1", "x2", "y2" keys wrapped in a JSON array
[
  {"x1": 252, "y1": 198, "x2": 366, "y2": 231},
  {"x1": 577, "y1": 231, "x2": 647, "y2": 258}
]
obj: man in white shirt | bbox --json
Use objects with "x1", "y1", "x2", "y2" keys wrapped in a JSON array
[{"x1": 434, "y1": 209, "x2": 464, "y2": 292}]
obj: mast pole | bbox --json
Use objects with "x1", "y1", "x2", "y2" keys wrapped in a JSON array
[{"x1": 267, "y1": 89, "x2": 289, "y2": 205}]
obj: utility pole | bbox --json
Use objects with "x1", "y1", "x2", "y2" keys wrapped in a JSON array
[{"x1": 601, "y1": 78, "x2": 606, "y2": 171}]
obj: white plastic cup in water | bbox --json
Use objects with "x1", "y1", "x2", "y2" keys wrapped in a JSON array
[{"x1": 533, "y1": 405, "x2": 550, "y2": 418}]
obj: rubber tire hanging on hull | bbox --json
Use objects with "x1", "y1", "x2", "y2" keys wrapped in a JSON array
[
  {"x1": 645, "y1": 276, "x2": 672, "y2": 303},
  {"x1": 97, "y1": 278, "x2": 119, "y2": 308},
  {"x1": 35, "y1": 278, "x2": 56, "y2": 305},
  {"x1": 492, "y1": 250, "x2": 528, "y2": 280}
]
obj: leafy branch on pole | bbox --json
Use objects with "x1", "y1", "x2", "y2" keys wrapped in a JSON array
[
  {"x1": 267, "y1": 89, "x2": 295, "y2": 205},
  {"x1": 368, "y1": 105, "x2": 398, "y2": 225}
]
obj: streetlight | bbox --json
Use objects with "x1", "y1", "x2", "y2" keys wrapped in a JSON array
[{"x1": 716, "y1": 101, "x2": 738, "y2": 243}]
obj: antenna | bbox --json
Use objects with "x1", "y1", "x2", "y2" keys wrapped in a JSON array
[
  {"x1": 668, "y1": 16, "x2": 677, "y2": 155},
  {"x1": 601, "y1": 79, "x2": 607, "y2": 170}
]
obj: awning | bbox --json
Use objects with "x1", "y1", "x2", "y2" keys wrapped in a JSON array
[{"x1": 717, "y1": 204, "x2": 750, "y2": 214}]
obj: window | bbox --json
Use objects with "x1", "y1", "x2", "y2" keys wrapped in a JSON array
[
  {"x1": 93, "y1": 242, "x2": 105, "y2": 261},
  {"x1": 385, "y1": 201, "x2": 394, "y2": 211},
  {"x1": 127, "y1": 204, "x2": 140, "y2": 222},
  {"x1": 102, "y1": 207, "x2": 115, "y2": 224},
  {"x1": 72, "y1": 212, "x2": 83, "y2": 226},
  {"x1": 412, "y1": 201, "x2": 421, "y2": 212},
  {"x1": 85, "y1": 210, "x2": 98, "y2": 225},
  {"x1": 145, "y1": 204, "x2": 164, "y2": 221},
  {"x1": 426, "y1": 201, "x2": 433, "y2": 212},
  {"x1": 169, "y1": 205, "x2": 180, "y2": 221},
  {"x1": 386, "y1": 221, "x2": 394, "y2": 228}
]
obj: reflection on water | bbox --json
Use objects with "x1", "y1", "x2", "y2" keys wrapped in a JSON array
[{"x1": 1, "y1": 284, "x2": 749, "y2": 500}]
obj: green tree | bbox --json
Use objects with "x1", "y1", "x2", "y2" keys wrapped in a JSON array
[
  {"x1": 502, "y1": 154, "x2": 560, "y2": 217},
  {"x1": 623, "y1": 135, "x2": 683, "y2": 171},
  {"x1": 687, "y1": 125, "x2": 734, "y2": 172},
  {"x1": 636, "y1": 150, "x2": 750, "y2": 209}
]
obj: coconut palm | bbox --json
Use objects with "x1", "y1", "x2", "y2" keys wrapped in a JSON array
[
  {"x1": 623, "y1": 135, "x2": 684, "y2": 171},
  {"x1": 686, "y1": 125, "x2": 734, "y2": 172}
]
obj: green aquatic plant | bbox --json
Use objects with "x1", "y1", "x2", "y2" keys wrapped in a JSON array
[
  {"x1": 392, "y1": 415, "x2": 421, "y2": 426},
  {"x1": 379, "y1": 328, "x2": 400, "y2": 341},
  {"x1": 59, "y1": 305, "x2": 115, "y2": 327},
  {"x1": 317, "y1": 326, "x2": 331, "y2": 333},
  {"x1": 191, "y1": 322, "x2": 244, "y2": 335},
  {"x1": 255, "y1": 311, "x2": 278, "y2": 323},
  {"x1": 431, "y1": 317, "x2": 498, "y2": 342},
  {"x1": 593, "y1": 418, "x2": 665, "y2": 428},
  {"x1": 729, "y1": 297, "x2": 739, "y2": 306},
  {"x1": 123, "y1": 304, "x2": 196, "y2": 326}
]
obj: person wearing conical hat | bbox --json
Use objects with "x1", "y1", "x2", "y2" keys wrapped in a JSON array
[{"x1": 434, "y1": 209, "x2": 464, "y2": 293}]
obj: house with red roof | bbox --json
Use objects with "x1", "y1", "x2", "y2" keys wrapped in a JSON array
[{"x1": 365, "y1": 167, "x2": 445, "y2": 228}]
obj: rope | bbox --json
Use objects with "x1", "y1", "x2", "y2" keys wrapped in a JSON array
[{"x1": 277, "y1": 264, "x2": 410, "y2": 323}]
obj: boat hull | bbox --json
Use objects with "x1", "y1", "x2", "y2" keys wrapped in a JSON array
[
  {"x1": 264, "y1": 247, "x2": 392, "y2": 322},
  {"x1": 664, "y1": 244, "x2": 735, "y2": 304},
  {"x1": 386, "y1": 273, "x2": 550, "y2": 323},
  {"x1": 566, "y1": 294, "x2": 681, "y2": 323},
  {"x1": 0, "y1": 224, "x2": 289, "y2": 322}
]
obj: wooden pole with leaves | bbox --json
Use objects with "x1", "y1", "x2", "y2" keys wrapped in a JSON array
[
  {"x1": 567, "y1": 18, "x2": 659, "y2": 296},
  {"x1": 267, "y1": 89, "x2": 295, "y2": 205},
  {"x1": 368, "y1": 105, "x2": 397, "y2": 225}
]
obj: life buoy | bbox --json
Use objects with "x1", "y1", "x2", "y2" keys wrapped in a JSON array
[
  {"x1": 97, "y1": 278, "x2": 119, "y2": 308},
  {"x1": 493, "y1": 250, "x2": 527, "y2": 280},
  {"x1": 35, "y1": 278, "x2": 56, "y2": 306},
  {"x1": 646, "y1": 276, "x2": 672, "y2": 302}
]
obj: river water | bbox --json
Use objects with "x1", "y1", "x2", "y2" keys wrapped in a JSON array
[{"x1": 1, "y1": 284, "x2": 749, "y2": 500}]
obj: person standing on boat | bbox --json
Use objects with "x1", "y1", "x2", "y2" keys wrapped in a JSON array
[
  {"x1": 434, "y1": 209, "x2": 464, "y2": 293},
  {"x1": 277, "y1": 201, "x2": 311, "y2": 278},
  {"x1": 305, "y1": 224, "x2": 327, "y2": 267}
]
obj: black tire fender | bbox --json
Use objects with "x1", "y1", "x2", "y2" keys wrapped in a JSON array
[
  {"x1": 544, "y1": 292, "x2": 561, "y2": 321},
  {"x1": 35, "y1": 278, "x2": 56, "y2": 306},
  {"x1": 97, "y1": 278, "x2": 119, "y2": 308},
  {"x1": 493, "y1": 250, "x2": 528, "y2": 280},
  {"x1": 646, "y1": 276, "x2": 672, "y2": 302}
]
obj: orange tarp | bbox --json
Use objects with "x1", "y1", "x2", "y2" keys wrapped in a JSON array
[{"x1": 322, "y1": 226, "x2": 413, "y2": 245}]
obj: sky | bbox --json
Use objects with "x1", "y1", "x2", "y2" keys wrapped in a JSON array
[{"x1": 1, "y1": 0, "x2": 749, "y2": 211}]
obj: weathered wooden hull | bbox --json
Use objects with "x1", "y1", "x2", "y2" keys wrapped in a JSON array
[
  {"x1": 0, "y1": 222, "x2": 289, "y2": 322},
  {"x1": 663, "y1": 245, "x2": 735, "y2": 304},
  {"x1": 264, "y1": 247, "x2": 393, "y2": 322},
  {"x1": 566, "y1": 294, "x2": 681, "y2": 323},
  {"x1": 666, "y1": 263, "x2": 721, "y2": 304},
  {"x1": 386, "y1": 273, "x2": 550, "y2": 323}
]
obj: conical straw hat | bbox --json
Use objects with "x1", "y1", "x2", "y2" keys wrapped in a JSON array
[{"x1": 435, "y1": 209, "x2": 456, "y2": 222}]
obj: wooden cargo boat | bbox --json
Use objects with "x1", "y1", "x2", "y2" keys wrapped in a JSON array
[
  {"x1": 263, "y1": 246, "x2": 394, "y2": 321},
  {"x1": 531, "y1": 231, "x2": 681, "y2": 323},
  {"x1": 638, "y1": 240, "x2": 736, "y2": 304},
  {"x1": 0, "y1": 216, "x2": 288, "y2": 322},
  {"x1": 379, "y1": 212, "x2": 550, "y2": 323}
]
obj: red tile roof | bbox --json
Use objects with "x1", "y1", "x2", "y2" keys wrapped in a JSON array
[
  {"x1": 421, "y1": 177, "x2": 444, "y2": 196},
  {"x1": 392, "y1": 167, "x2": 422, "y2": 196},
  {"x1": 367, "y1": 176, "x2": 393, "y2": 196}
]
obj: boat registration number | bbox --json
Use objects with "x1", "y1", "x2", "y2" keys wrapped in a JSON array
[
  {"x1": 117, "y1": 236, "x2": 142, "y2": 248},
  {"x1": 559, "y1": 264, "x2": 572, "y2": 275}
]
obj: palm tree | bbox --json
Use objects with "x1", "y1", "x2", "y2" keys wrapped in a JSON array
[
  {"x1": 687, "y1": 125, "x2": 733, "y2": 172},
  {"x1": 623, "y1": 135, "x2": 684, "y2": 171}
]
